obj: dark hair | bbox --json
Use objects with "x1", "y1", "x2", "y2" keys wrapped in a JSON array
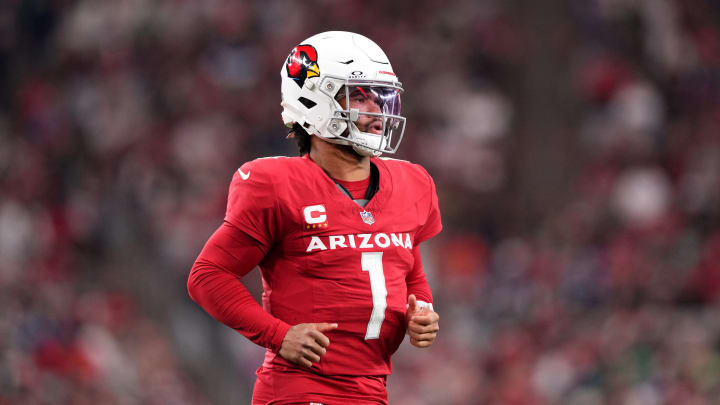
[{"x1": 289, "y1": 123, "x2": 311, "y2": 155}]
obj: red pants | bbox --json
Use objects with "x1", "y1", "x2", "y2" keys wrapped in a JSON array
[{"x1": 252, "y1": 365, "x2": 388, "y2": 405}]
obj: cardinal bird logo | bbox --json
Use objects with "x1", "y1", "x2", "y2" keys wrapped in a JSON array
[{"x1": 286, "y1": 44, "x2": 320, "y2": 88}]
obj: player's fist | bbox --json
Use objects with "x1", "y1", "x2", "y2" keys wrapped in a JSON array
[
  {"x1": 406, "y1": 294, "x2": 439, "y2": 348},
  {"x1": 279, "y1": 322, "x2": 338, "y2": 368}
]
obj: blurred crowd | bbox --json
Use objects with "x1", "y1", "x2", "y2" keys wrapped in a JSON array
[{"x1": 1, "y1": 0, "x2": 720, "y2": 404}]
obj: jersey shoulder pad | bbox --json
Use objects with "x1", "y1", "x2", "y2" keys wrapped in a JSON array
[
  {"x1": 229, "y1": 156, "x2": 297, "y2": 208},
  {"x1": 377, "y1": 157, "x2": 434, "y2": 189},
  {"x1": 233, "y1": 155, "x2": 301, "y2": 186},
  {"x1": 225, "y1": 156, "x2": 300, "y2": 245},
  {"x1": 379, "y1": 157, "x2": 441, "y2": 243}
]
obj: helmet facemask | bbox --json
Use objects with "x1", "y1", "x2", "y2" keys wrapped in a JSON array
[{"x1": 323, "y1": 76, "x2": 406, "y2": 157}]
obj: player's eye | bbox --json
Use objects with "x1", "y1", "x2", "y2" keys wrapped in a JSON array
[{"x1": 351, "y1": 93, "x2": 367, "y2": 103}]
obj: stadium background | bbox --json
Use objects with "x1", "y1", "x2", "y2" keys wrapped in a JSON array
[{"x1": 2, "y1": 0, "x2": 720, "y2": 403}]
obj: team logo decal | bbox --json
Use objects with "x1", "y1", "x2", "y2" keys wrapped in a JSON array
[
  {"x1": 360, "y1": 210, "x2": 375, "y2": 225},
  {"x1": 303, "y1": 204, "x2": 328, "y2": 230},
  {"x1": 286, "y1": 44, "x2": 319, "y2": 88}
]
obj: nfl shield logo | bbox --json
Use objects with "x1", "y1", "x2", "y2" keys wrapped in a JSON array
[{"x1": 360, "y1": 210, "x2": 375, "y2": 225}]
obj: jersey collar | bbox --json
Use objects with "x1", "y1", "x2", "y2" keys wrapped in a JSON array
[{"x1": 303, "y1": 154, "x2": 392, "y2": 212}]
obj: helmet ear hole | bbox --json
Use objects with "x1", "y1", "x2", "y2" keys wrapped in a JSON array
[{"x1": 298, "y1": 97, "x2": 317, "y2": 109}]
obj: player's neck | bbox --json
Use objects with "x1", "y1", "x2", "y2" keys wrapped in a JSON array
[{"x1": 309, "y1": 139, "x2": 370, "y2": 181}]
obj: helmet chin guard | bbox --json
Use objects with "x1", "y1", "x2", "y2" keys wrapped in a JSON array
[{"x1": 280, "y1": 32, "x2": 406, "y2": 157}]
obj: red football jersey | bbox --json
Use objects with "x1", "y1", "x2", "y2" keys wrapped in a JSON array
[{"x1": 225, "y1": 154, "x2": 442, "y2": 376}]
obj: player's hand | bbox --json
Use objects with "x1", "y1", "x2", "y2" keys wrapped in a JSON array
[
  {"x1": 406, "y1": 294, "x2": 439, "y2": 348},
  {"x1": 279, "y1": 322, "x2": 338, "y2": 368}
]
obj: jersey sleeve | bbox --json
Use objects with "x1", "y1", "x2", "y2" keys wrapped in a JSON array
[
  {"x1": 187, "y1": 222, "x2": 292, "y2": 352},
  {"x1": 224, "y1": 161, "x2": 279, "y2": 249},
  {"x1": 406, "y1": 245, "x2": 433, "y2": 305},
  {"x1": 414, "y1": 168, "x2": 442, "y2": 245}
]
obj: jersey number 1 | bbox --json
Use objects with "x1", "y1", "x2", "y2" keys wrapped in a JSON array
[{"x1": 362, "y1": 252, "x2": 387, "y2": 340}]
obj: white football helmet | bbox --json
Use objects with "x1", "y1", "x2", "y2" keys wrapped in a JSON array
[{"x1": 280, "y1": 31, "x2": 405, "y2": 157}]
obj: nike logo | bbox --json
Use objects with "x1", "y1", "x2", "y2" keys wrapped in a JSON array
[{"x1": 238, "y1": 169, "x2": 251, "y2": 180}]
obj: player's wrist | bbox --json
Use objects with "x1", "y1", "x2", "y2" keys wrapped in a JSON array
[
  {"x1": 270, "y1": 320, "x2": 293, "y2": 353},
  {"x1": 406, "y1": 300, "x2": 434, "y2": 312}
]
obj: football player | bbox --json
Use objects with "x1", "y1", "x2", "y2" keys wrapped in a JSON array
[{"x1": 188, "y1": 31, "x2": 442, "y2": 405}]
